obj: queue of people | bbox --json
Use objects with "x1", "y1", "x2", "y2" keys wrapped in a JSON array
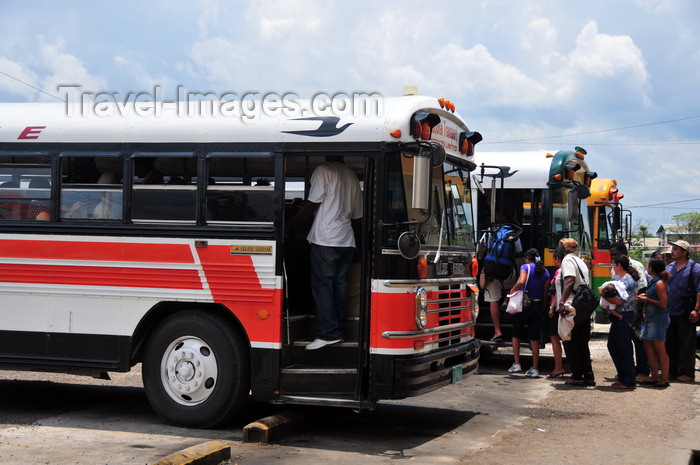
[{"x1": 501, "y1": 238, "x2": 698, "y2": 389}]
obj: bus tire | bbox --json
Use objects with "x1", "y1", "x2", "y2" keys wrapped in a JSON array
[{"x1": 142, "y1": 310, "x2": 250, "y2": 428}]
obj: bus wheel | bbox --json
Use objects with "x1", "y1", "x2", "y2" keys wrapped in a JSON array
[{"x1": 142, "y1": 311, "x2": 250, "y2": 428}]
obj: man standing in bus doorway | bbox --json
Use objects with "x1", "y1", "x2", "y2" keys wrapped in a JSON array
[
  {"x1": 290, "y1": 156, "x2": 363, "y2": 351},
  {"x1": 665, "y1": 240, "x2": 700, "y2": 382}
]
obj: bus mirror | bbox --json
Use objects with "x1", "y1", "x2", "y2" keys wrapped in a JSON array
[
  {"x1": 426, "y1": 142, "x2": 446, "y2": 167},
  {"x1": 567, "y1": 189, "x2": 580, "y2": 223},
  {"x1": 612, "y1": 206, "x2": 621, "y2": 232},
  {"x1": 398, "y1": 231, "x2": 421, "y2": 260},
  {"x1": 412, "y1": 153, "x2": 431, "y2": 210},
  {"x1": 575, "y1": 183, "x2": 590, "y2": 199}
]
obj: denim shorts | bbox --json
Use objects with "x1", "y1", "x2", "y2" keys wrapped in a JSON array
[{"x1": 642, "y1": 310, "x2": 670, "y2": 342}]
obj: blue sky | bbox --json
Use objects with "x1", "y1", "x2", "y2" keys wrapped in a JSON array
[{"x1": 1, "y1": 0, "x2": 699, "y2": 235}]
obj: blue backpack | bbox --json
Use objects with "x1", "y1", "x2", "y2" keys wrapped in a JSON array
[{"x1": 483, "y1": 224, "x2": 519, "y2": 281}]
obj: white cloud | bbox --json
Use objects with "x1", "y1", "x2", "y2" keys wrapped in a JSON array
[
  {"x1": 521, "y1": 18, "x2": 558, "y2": 51},
  {"x1": 0, "y1": 57, "x2": 40, "y2": 100},
  {"x1": 426, "y1": 43, "x2": 548, "y2": 107},
  {"x1": 569, "y1": 22, "x2": 647, "y2": 80},
  {"x1": 251, "y1": 0, "x2": 325, "y2": 39},
  {"x1": 187, "y1": 37, "x2": 258, "y2": 89},
  {"x1": 38, "y1": 36, "x2": 108, "y2": 101}
]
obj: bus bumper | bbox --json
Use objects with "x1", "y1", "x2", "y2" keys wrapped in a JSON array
[{"x1": 372, "y1": 339, "x2": 480, "y2": 399}]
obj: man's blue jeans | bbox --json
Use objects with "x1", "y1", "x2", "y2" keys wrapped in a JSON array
[{"x1": 310, "y1": 244, "x2": 355, "y2": 341}]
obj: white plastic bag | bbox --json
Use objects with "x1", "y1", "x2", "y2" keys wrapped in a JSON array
[
  {"x1": 558, "y1": 303, "x2": 576, "y2": 341},
  {"x1": 506, "y1": 290, "x2": 524, "y2": 314}
]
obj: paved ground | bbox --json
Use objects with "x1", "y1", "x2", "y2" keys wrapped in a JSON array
[{"x1": 1, "y1": 324, "x2": 698, "y2": 464}]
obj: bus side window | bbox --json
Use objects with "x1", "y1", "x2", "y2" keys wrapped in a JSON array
[
  {"x1": 206, "y1": 155, "x2": 274, "y2": 224},
  {"x1": 61, "y1": 156, "x2": 122, "y2": 220},
  {"x1": 131, "y1": 155, "x2": 197, "y2": 223},
  {"x1": 0, "y1": 157, "x2": 51, "y2": 221}
]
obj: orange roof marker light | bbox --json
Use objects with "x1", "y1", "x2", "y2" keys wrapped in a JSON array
[
  {"x1": 575, "y1": 146, "x2": 587, "y2": 160},
  {"x1": 437, "y1": 98, "x2": 455, "y2": 112}
]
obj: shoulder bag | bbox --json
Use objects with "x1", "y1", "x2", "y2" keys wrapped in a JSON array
[
  {"x1": 569, "y1": 258, "x2": 597, "y2": 325},
  {"x1": 506, "y1": 265, "x2": 531, "y2": 314}
]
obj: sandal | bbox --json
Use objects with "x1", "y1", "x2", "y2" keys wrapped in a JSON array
[
  {"x1": 653, "y1": 381, "x2": 670, "y2": 388},
  {"x1": 565, "y1": 379, "x2": 585, "y2": 386},
  {"x1": 546, "y1": 372, "x2": 565, "y2": 379},
  {"x1": 611, "y1": 382, "x2": 636, "y2": 390}
]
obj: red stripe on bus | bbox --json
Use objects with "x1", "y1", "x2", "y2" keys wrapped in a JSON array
[
  {"x1": 1, "y1": 239, "x2": 195, "y2": 263},
  {"x1": 0, "y1": 264, "x2": 204, "y2": 289},
  {"x1": 195, "y1": 245, "x2": 269, "y2": 301}
]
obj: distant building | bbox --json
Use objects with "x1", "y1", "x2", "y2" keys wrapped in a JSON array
[{"x1": 655, "y1": 224, "x2": 699, "y2": 260}]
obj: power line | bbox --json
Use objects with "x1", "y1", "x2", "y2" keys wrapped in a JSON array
[
  {"x1": 0, "y1": 70, "x2": 64, "y2": 102},
  {"x1": 627, "y1": 198, "x2": 700, "y2": 208},
  {"x1": 485, "y1": 115, "x2": 700, "y2": 144}
]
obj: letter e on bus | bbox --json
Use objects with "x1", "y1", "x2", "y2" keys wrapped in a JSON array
[{"x1": 18, "y1": 126, "x2": 46, "y2": 140}]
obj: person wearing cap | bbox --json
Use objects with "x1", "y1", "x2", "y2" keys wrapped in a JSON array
[
  {"x1": 555, "y1": 238, "x2": 595, "y2": 386},
  {"x1": 665, "y1": 239, "x2": 700, "y2": 382}
]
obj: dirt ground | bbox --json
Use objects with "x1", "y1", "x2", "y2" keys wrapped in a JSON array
[{"x1": 459, "y1": 328, "x2": 700, "y2": 465}]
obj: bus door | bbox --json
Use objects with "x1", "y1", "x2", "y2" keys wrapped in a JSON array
[{"x1": 279, "y1": 152, "x2": 370, "y2": 405}]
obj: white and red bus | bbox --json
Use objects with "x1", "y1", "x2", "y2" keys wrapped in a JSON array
[{"x1": 0, "y1": 95, "x2": 482, "y2": 427}]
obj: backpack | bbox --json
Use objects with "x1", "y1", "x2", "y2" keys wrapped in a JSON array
[{"x1": 483, "y1": 224, "x2": 520, "y2": 281}]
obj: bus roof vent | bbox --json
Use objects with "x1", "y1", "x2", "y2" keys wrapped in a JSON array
[{"x1": 403, "y1": 85, "x2": 418, "y2": 96}]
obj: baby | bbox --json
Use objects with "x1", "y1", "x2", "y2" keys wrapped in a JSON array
[{"x1": 598, "y1": 280, "x2": 628, "y2": 311}]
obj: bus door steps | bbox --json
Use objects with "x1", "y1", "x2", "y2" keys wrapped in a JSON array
[
  {"x1": 288, "y1": 339, "x2": 358, "y2": 367},
  {"x1": 280, "y1": 364, "x2": 357, "y2": 395},
  {"x1": 272, "y1": 394, "x2": 362, "y2": 409},
  {"x1": 284, "y1": 314, "x2": 360, "y2": 344},
  {"x1": 281, "y1": 365, "x2": 356, "y2": 375}
]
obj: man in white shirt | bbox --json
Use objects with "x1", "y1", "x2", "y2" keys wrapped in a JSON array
[{"x1": 290, "y1": 156, "x2": 363, "y2": 350}]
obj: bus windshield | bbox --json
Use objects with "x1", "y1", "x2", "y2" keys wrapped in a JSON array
[{"x1": 384, "y1": 152, "x2": 475, "y2": 250}]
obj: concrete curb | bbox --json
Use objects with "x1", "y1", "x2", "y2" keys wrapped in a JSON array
[
  {"x1": 152, "y1": 440, "x2": 231, "y2": 465},
  {"x1": 242, "y1": 411, "x2": 304, "y2": 443}
]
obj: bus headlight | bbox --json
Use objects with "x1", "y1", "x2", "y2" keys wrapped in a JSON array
[{"x1": 415, "y1": 287, "x2": 428, "y2": 329}]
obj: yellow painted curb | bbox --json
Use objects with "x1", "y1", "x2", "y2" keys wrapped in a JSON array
[
  {"x1": 152, "y1": 440, "x2": 230, "y2": 465},
  {"x1": 243, "y1": 411, "x2": 303, "y2": 443}
]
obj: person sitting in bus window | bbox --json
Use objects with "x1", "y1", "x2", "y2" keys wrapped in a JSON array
[
  {"x1": 287, "y1": 156, "x2": 363, "y2": 351},
  {"x1": 26, "y1": 177, "x2": 50, "y2": 220},
  {"x1": 92, "y1": 172, "x2": 122, "y2": 220}
]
